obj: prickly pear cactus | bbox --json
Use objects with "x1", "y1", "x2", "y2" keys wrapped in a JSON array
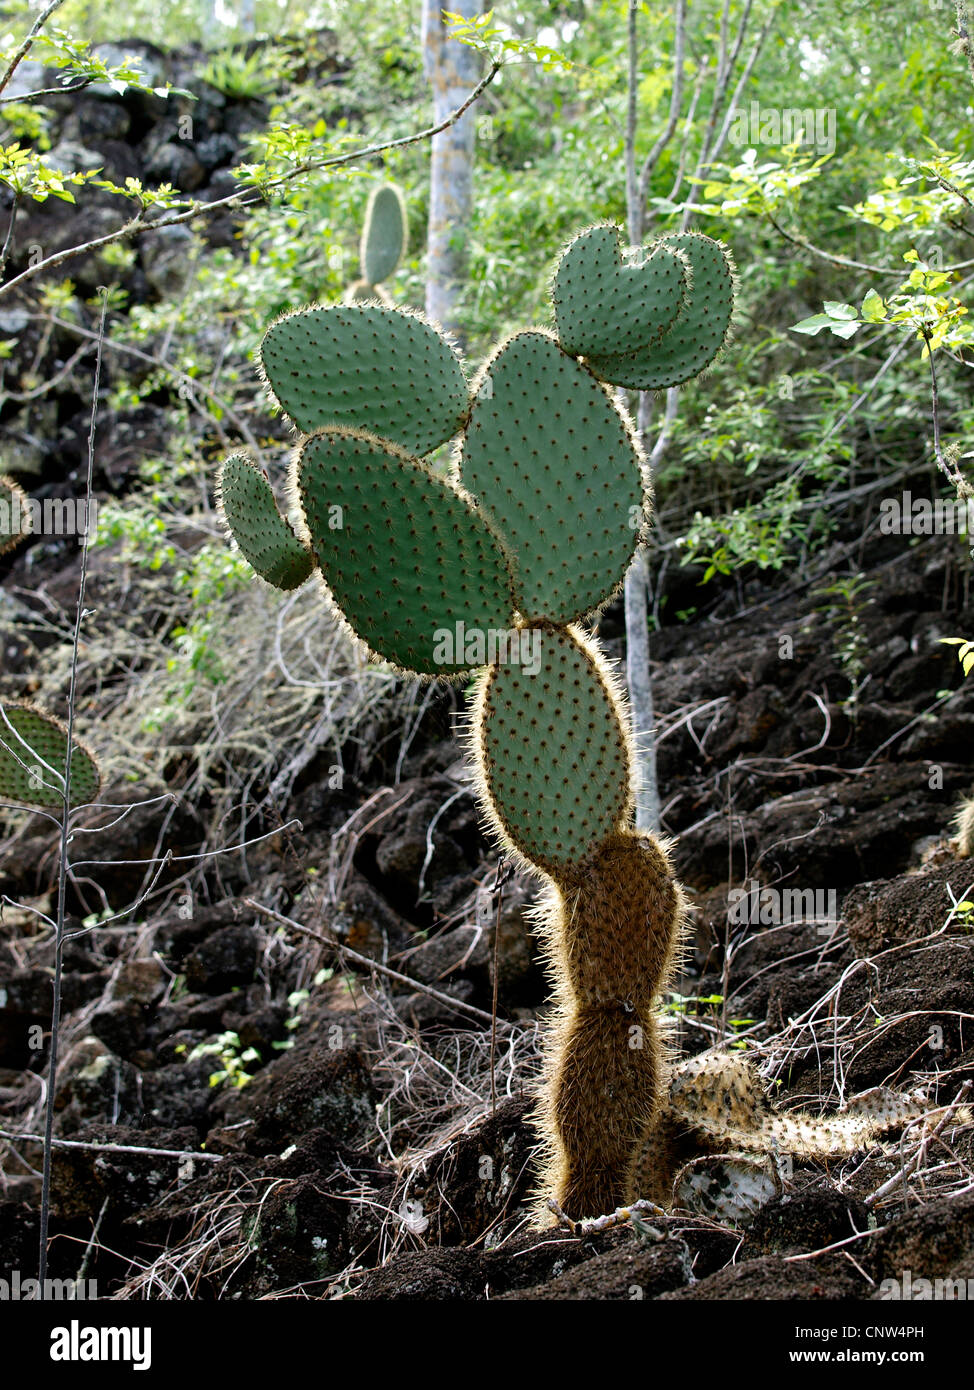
[
  {"x1": 0, "y1": 474, "x2": 31, "y2": 556},
  {"x1": 344, "y1": 181, "x2": 408, "y2": 306},
  {"x1": 0, "y1": 701, "x2": 101, "y2": 810},
  {"x1": 219, "y1": 220, "x2": 738, "y2": 1221}
]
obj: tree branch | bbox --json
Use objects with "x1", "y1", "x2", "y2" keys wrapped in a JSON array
[{"x1": 0, "y1": 0, "x2": 68, "y2": 99}]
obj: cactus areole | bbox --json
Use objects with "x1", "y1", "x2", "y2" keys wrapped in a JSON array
[{"x1": 218, "y1": 220, "x2": 736, "y2": 1220}]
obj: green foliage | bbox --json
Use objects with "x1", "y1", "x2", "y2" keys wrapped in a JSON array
[
  {"x1": 679, "y1": 478, "x2": 804, "y2": 582},
  {"x1": 941, "y1": 637, "x2": 974, "y2": 677},
  {"x1": 812, "y1": 573, "x2": 877, "y2": 703},
  {"x1": 200, "y1": 45, "x2": 289, "y2": 100},
  {"x1": 441, "y1": 9, "x2": 573, "y2": 72},
  {"x1": 793, "y1": 252, "x2": 973, "y2": 358},
  {"x1": 4, "y1": 25, "x2": 191, "y2": 100},
  {"x1": 694, "y1": 145, "x2": 834, "y2": 220},
  {"x1": 183, "y1": 1031, "x2": 260, "y2": 1089},
  {"x1": 0, "y1": 142, "x2": 93, "y2": 202}
]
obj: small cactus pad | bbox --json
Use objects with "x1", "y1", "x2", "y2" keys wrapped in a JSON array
[
  {"x1": 0, "y1": 474, "x2": 31, "y2": 556},
  {"x1": 259, "y1": 305, "x2": 469, "y2": 457},
  {"x1": 583, "y1": 233, "x2": 735, "y2": 389},
  {"x1": 472, "y1": 625, "x2": 632, "y2": 873},
  {"x1": 460, "y1": 332, "x2": 644, "y2": 623},
  {"x1": 552, "y1": 224, "x2": 688, "y2": 358},
  {"x1": 361, "y1": 182, "x2": 407, "y2": 287},
  {"x1": 296, "y1": 428, "x2": 515, "y2": 676},
  {"x1": 0, "y1": 702, "x2": 101, "y2": 810},
  {"x1": 218, "y1": 454, "x2": 315, "y2": 591}
]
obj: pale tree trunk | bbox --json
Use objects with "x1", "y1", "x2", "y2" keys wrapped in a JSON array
[
  {"x1": 956, "y1": 1, "x2": 974, "y2": 88},
  {"x1": 422, "y1": 0, "x2": 481, "y2": 342},
  {"x1": 201, "y1": 0, "x2": 255, "y2": 44},
  {"x1": 623, "y1": 0, "x2": 775, "y2": 831},
  {"x1": 201, "y1": 0, "x2": 222, "y2": 45}
]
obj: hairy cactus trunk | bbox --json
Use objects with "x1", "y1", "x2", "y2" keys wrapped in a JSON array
[{"x1": 533, "y1": 831, "x2": 686, "y2": 1216}]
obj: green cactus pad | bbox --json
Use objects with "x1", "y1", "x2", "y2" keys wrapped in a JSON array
[
  {"x1": 473, "y1": 625, "x2": 632, "y2": 873},
  {"x1": 259, "y1": 304, "x2": 469, "y2": 457},
  {"x1": 459, "y1": 331, "x2": 644, "y2": 623},
  {"x1": 218, "y1": 454, "x2": 315, "y2": 591},
  {"x1": 0, "y1": 474, "x2": 31, "y2": 556},
  {"x1": 0, "y1": 701, "x2": 101, "y2": 810},
  {"x1": 552, "y1": 224, "x2": 688, "y2": 359},
  {"x1": 296, "y1": 427, "x2": 515, "y2": 676},
  {"x1": 361, "y1": 182, "x2": 407, "y2": 287},
  {"x1": 583, "y1": 233, "x2": 735, "y2": 389}
]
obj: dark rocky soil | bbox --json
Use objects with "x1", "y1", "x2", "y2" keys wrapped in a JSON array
[{"x1": 2, "y1": 533, "x2": 972, "y2": 1299}]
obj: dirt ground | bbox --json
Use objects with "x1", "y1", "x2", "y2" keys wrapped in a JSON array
[{"x1": 2, "y1": 517, "x2": 973, "y2": 1300}]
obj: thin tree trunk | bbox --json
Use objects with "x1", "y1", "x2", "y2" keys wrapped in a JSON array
[
  {"x1": 423, "y1": 0, "x2": 480, "y2": 342},
  {"x1": 956, "y1": 1, "x2": 974, "y2": 89},
  {"x1": 623, "y1": 0, "x2": 768, "y2": 830}
]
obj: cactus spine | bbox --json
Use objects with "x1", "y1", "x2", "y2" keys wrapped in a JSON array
[
  {"x1": 954, "y1": 795, "x2": 974, "y2": 856},
  {"x1": 219, "y1": 220, "x2": 735, "y2": 1219}
]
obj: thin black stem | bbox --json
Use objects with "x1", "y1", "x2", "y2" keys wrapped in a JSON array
[
  {"x1": 0, "y1": 191, "x2": 19, "y2": 282},
  {"x1": 923, "y1": 327, "x2": 968, "y2": 495},
  {"x1": 37, "y1": 288, "x2": 108, "y2": 1287}
]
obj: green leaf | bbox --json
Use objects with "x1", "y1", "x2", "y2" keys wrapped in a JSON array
[
  {"x1": 791, "y1": 314, "x2": 839, "y2": 335},
  {"x1": 861, "y1": 289, "x2": 887, "y2": 322}
]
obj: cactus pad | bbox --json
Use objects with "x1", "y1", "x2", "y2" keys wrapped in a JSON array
[
  {"x1": 552, "y1": 223, "x2": 688, "y2": 358},
  {"x1": 460, "y1": 332, "x2": 644, "y2": 623},
  {"x1": 583, "y1": 233, "x2": 735, "y2": 389},
  {"x1": 0, "y1": 474, "x2": 31, "y2": 556},
  {"x1": 259, "y1": 304, "x2": 469, "y2": 457},
  {"x1": 218, "y1": 454, "x2": 315, "y2": 591},
  {"x1": 472, "y1": 625, "x2": 632, "y2": 873},
  {"x1": 0, "y1": 701, "x2": 101, "y2": 810},
  {"x1": 361, "y1": 182, "x2": 407, "y2": 287},
  {"x1": 296, "y1": 427, "x2": 515, "y2": 676}
]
